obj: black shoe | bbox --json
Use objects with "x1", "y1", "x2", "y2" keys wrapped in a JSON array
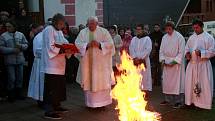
[
  {"x1": 15, "y1": 88, "x2": 26, "y2": 100},
  {"x1": 173, "y1": 103, "x2": 182, "y2": 109},
  {"x1": 44, "y1": 112, "x2": 63, "y2": 120},
  {"x1": 55, "y1": 107, "x2": 69, "y2": 113},
  {"x1": 8, "y1": 90, "x2": 15, "y2": 103},
  {"x1": 160, "y1": 101, "x2": 170, "y2": 106}
]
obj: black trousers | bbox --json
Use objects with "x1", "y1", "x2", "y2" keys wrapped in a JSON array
[{"x1": 43, "y1": 74, "x2": 66, "y2": 113}]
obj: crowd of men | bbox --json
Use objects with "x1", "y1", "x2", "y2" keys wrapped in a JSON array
[{"x1": 0, "y1": 10, "x2": 215, "y2": 120}]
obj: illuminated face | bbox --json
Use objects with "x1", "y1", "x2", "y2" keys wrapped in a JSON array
[
  {"x1": 136, "y1": 26, "x2": 143, "y2": 36},
  {"x1": 21, "y1": 9, "x2": 26, "y2": 16},
  {"x1": 6, "y1": 23, "x2": 15, "y2": 33},
  {"x1": 193, "y1": 24, "x2": 203, "y2": 35},
  {"x1": 154, "y1": 25, "x2": 160, "y2": 32},
  {"x1": 119, "y1": 29, "x2": 125, "y2": 36},
  {"x1": 165, "y1": 26, "x2": 174, "y2": 35},
  {"x1": 88, "y1": 20, "x2": 98, "y2": 32},
  {"x1": 55, "y1": 20, "x2": 65, "y2": 30}
]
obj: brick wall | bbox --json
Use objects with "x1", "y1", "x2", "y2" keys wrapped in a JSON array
[
  {"x1": 95, "y1": 0, "x2": 104, "y2": 25},
  {"x1": 61, "y1": 0, "x2": 76, "y2": 26}
]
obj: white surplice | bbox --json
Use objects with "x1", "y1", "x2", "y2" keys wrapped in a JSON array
[
  {"x1": 41, "y1": 25, "x2": 68, "y2": 75},
  {"x1": 185, "y1": 32, "x2": 215, "y2": 109},
  {"x1": 75, "y1": 26, "x2": 115, "y2": 108},
  {"x1": 159, "y1": 31, "x2": 186, "y2": 95},
  {"x1": 129, "y1": 36, "x2": 152, "y2": 91},
  {"x1": 28, "y1": 32, "x2": 45, "y2": 101}
]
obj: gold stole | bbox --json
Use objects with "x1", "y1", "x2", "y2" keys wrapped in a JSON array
[{"x1": 88, "y1": 31, "x2": 94, "y2": 91}]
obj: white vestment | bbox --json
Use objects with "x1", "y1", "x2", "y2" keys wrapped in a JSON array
[
  {"x1": 75, "y1": 26, "x2": 115, "y2": 108},
  {"x1": 159, "y1": 31, "x2": 186, "y2": 95},
  {"x1": 185, "y1": 32, "x2": 215, "y2": 109},
  {"x1": 129, "y1": 36, "x2": 152, "y2": 91},
  {"x1": 28, "y1": 32, "x2": 45, "y2": 101},
  {"x1": 41, "y1": 26, "x2": 68, "y2": 75}
]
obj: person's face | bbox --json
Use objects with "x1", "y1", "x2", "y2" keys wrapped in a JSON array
[
  {"x1": 21, "y1": 10, "x2": 26, "y2": 16},
  {"x1": 109, "y1": 28, "x2": 115, "y2": 35},
  {"x1": 36, "y1": 25, "x2": 44, "y2": 33},
  {"x1": 165, "y1": 26, "x2": 174, "y2": 35},
  {"x1": 6, "y1": 23, "x2": 15, "y2": 33},
  {"x1": 55, "y1": 20, "x2": 65, "y2": 30},
  {"x1": 193, "y1": 24, "x2": 203, "y2": 35},
  {"x1": 62, "y1": 27, "x2": 68, "y2": 35},
  {"x1": 136, "y1": 26, "x2": 143, "y2": 36},
  {"x1": 144, "y1": 25, "x2": 149, "y2": 32},
  {"x1": 88, "y1": 20, "x2": 97, "y2": 32},
  {"x1": 119, "y1": 29, "x2": 125, "y2": 36},
  {"x1": 154, "y1": 25, "x2": 160, "y2": 32},
  {"x1": 126, "y1": 30, "x2": 132, "y2": 36}
]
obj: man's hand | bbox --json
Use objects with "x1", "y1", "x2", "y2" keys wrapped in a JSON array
[
  {"x1": 185, "y1": 52, "x2": 191, "y2": 60},
  {"x1": 87, "y1": 40, "x2": 100, "y2": 49},
  {"x1": 195, "y1": 50, "x2": 201, "y2": 57}
]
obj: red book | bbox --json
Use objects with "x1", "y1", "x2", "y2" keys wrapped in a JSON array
[{"x1": 55, "y1": 43, "x2": 79, "y2": 53}]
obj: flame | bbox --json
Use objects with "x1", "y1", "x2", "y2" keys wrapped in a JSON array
[{"x1": 111, "y1": 51, "x2": 160, "y2": 121}]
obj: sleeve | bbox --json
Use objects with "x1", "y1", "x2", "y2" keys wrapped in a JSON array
[
  {"x1": 0, "y1": 36, "x2": 16, "y2": 54},
  {"x1": 33, "y1": 35, "x2": 41, "y2": 57},
  {"x1": 159, "y1": 36, "x2": 165, "y2": 62},
  {"x1": 20, "y1": 33, "x2": 28, "y2": 51},
  {"x1": 129, "y1": 37, "x2": 136, "y2": 58},
  {"x1": 139, "y1": 37, "x2": 152, "y2": 60},
  {"x1": 185, "y1": 36, "x2": 193, "y2": 56},
  {"x1": 200, "y1": 35, "x2": 215, "y2": 59},
  {"x1": 75, "y1": 30, "x2": 88, "y2": 56},
  {"x1": 44, "y1": 28, "x2": 61, "y2": 58},
  {"x1": 100, "y1": 30, "x2": 115, "y2": 56},
  {"x1": 174, "y1": 36, "x2": 185, "y2": 64}
]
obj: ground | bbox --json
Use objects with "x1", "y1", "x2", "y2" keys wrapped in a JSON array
[{"x1": 0, "y1": 83, "x2": 214, "y2": 121}]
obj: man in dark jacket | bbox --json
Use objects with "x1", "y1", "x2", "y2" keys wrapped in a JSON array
[{"x1": 149, "y1": 24, "x2": 164, "y2": 86}]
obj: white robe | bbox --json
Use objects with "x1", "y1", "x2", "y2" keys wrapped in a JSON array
[
  {"x1": 185, "y1": 32, "x2": 215, "y2": 109},
  {"x1": 75, "y1": 26, "x2": 115, "y2": 107},
  {"x1": 41, "y1": 25, "x2": 68, "y2": 75},
  {"x1": 28, "y1": 32, "x2": 45, "y2": 101},
  {"x1": 129, "y1": 36, "x2": 152, "y2": 91},
  {"x1": 159, "y1": 31, "x2": 185, "y2": 95}
]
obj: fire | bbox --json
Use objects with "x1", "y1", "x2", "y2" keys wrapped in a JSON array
[{"x1": 111, "y1": 51, "x2": 160, "y2": 121}]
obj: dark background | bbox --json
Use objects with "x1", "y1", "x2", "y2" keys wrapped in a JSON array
[{"x1": 104, "y1": 0, "x2": 190, "y2": 27}]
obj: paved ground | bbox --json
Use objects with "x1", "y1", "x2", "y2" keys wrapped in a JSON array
[{"x1": 0, "y1": 83, "x2": 215, "y2": 121}]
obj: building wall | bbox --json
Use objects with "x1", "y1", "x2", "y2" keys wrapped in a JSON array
[
  {"x1": 180, "y1": 0, "x2": 215, "y2": 25},
  {"x1": 44, "y1": 0, "x2": 65, "y2": 22},
  {"x1": 43, "y1": 0, "x2": 104, "y2": 27}
]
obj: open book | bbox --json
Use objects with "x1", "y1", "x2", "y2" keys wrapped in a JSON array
[{"x1": 55, "y1": 43, "x2": 79, "y2": 54}]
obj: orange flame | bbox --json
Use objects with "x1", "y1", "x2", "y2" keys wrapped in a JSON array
[{"x1": 111, "y1": 51, "x2": 160, "y2": 121}]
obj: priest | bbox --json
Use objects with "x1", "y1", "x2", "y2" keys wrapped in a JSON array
[{"x1": 75, "y1": 16, "x2": 115, "y2": 108}]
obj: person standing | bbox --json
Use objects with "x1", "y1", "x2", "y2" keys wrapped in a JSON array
[
  {"x1": 109, "y1": 25, "x2": 122, "y2": 76},
  {"x1": 129, "y1": 24, "x2": 152, "y2": 99},
  {"x1": 27, "y1": 31, "x2": 44, "y2": 106},
  {"x1": 185, "y1": 19, "x2": 215, "y2": 109},
  {"x1": 75, "y1": 16, "x2": 115, "y2": 108},
  {"x1": 0, "y1": 20, "x2": 28, "y2": 102},
  {"x1": 41, "y1": 13, "x2": 73, "y2": 119},
  {"x1": 120, "y1": 31, "x2": 132, "y2": 54},
  {"x1": 159, "y1": 21, "x2": 185, "y2": 108},
  {"x1": 149, "y1": 24, "x2": 164, "y2": 86}
]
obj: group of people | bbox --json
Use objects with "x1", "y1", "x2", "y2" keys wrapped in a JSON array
[{"x1": 0, "y1": 10, "x2": 215, "y2": 120}]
